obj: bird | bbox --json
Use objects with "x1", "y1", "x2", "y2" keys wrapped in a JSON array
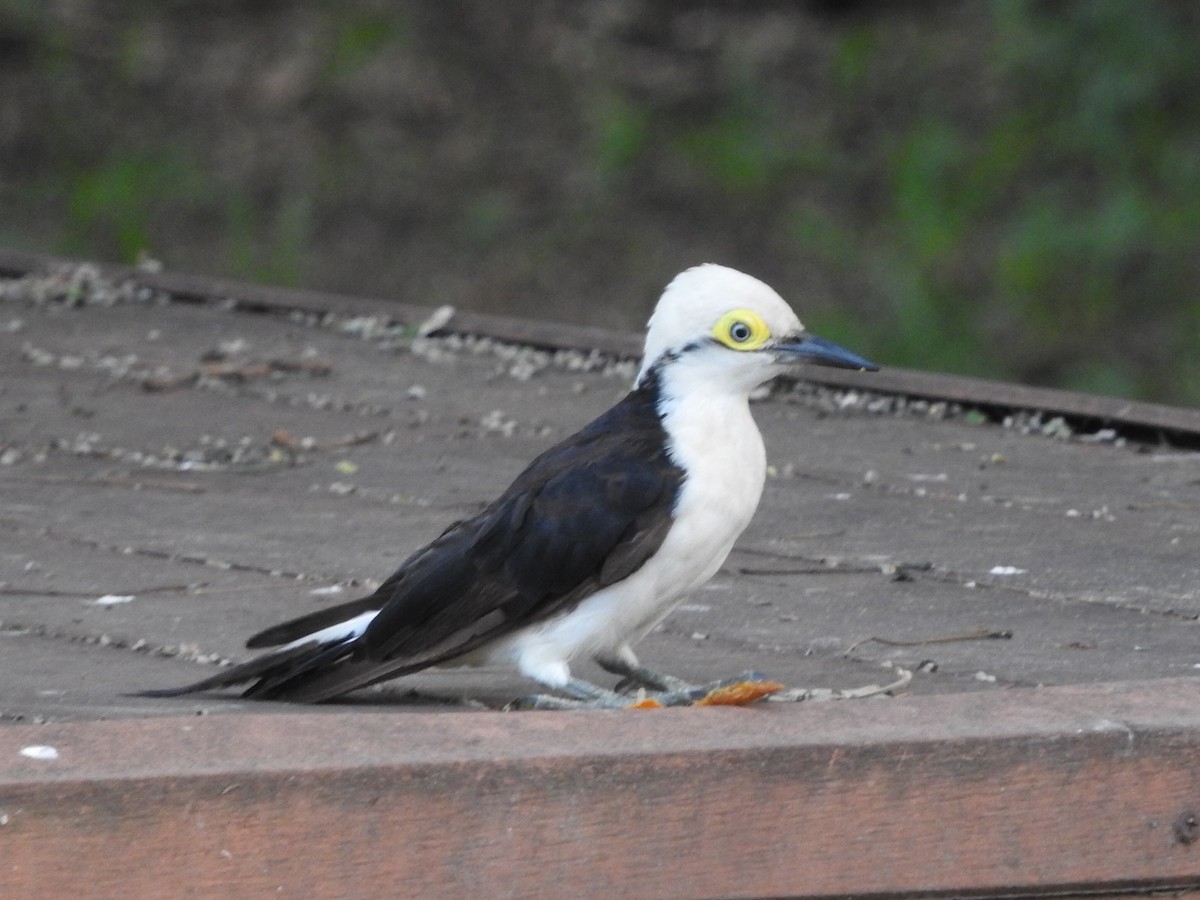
[{"x1": 143, "y1": 264, "x2": 877, "y2": 709}]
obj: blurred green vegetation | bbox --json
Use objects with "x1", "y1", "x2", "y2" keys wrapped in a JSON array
[
  {"x1": 2, "y1": 0, "x2": 1198, "y2": 404},
  {"x1": 62, "y1": 147, "x2": 206, "y2": 264},
  {"x1": 801, "y1": 0, "x2": 1200, "y2": 403},
  {"x1": 322, "y1": 8, "x2": 407, "y2": 82}
]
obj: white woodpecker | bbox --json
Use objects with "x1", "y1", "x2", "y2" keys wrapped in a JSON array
[{"x1": 144, "y1": 264, "x2": 877, "y2": 708}]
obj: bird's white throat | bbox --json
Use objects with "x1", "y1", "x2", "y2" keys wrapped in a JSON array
[{"x1": 655, "y1": 352, "x2": 768, "y2": 572}]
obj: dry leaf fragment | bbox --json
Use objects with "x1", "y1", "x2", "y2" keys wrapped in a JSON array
[{"x1": 694, "y1": 680, "x2": 784, "y2": 707}]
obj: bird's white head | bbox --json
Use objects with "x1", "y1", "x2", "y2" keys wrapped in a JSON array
[{"x1": 635, "y1": 264, "x2": 876, "y2": 392}]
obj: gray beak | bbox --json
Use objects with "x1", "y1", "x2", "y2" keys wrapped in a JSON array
[{"x1": 773, "y1": 334, "x2": 878, "y2": 371}]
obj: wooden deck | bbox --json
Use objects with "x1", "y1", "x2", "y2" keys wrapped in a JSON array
[{"x1": 2, "y1": 249, "x2": 1199, "y2": 897}]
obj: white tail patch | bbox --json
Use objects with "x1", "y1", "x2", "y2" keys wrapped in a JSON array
[{"x1": 283, "y1": 610, "x2": 379, "y2": 650}]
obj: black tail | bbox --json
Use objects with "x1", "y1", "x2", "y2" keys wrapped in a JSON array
[
  {"x1": 137, "y1": 590, "x2": 387, "y2": 700},
  {"x1": 136, "y1": 636, "x2": 359, "y2": 700}
]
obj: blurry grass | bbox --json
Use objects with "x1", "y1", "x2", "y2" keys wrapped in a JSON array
[
  {"x1": 323, "y1": 9, "x2": 407, "y2": 81},
  {"x1": 674, "y1": 107, "x2": 788, "y2": 197},
  {"x1": 64, "y1": 148, "x2": 206, "y2": 263},
  {"x1": 13, "y1": 0, "x2": 1200, "y2": 404},
  {"x1": 590, "y1": 93, "x2": 651, "y2": 184},
  {"x1": 226, "y1": 192, "x2": 314, "y2": 287},
  {"x1": 797, "y1": 0, "x2": 1200, "y2": 404}
]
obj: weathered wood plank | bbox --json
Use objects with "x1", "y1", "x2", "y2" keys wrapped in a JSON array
[
  {"x1": 5, "y1": 250, "x2": 1200, "y2": 897},
  {"x1": 2, "y1": 678, "x2": 1199, "y2": 898},
  {"x1": 3, "y1": 257, "x2": 1200, "y2": 722}
]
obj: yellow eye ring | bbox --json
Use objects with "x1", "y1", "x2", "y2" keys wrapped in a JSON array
[{"x1": 712, "y1": 309, "x2": 771, "y2": 351}]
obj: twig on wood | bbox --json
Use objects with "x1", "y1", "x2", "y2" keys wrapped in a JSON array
[
  {"x1": 845, "y1": 627, "x2": 1013, "y2": 656},
  {"x1": 12, "y1": 474, "x2": 206, "y2": 493},
  {"x1": 0, "y1": 582, "x2": 202, "y2": 599},
  {"x1": 769, "y1": 666, "x2": 914, "y2": 702},
  {"x1": 143, "y1": 356, "x2": 333, "y2": 392},
  {"x1": 271, "y1": 430, "x2": 379, "y2": 451},
  {"x1": 737, "y1": 564, "x2": 881, "y2": 576}
]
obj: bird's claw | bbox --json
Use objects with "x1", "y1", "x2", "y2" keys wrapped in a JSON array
[
  {"x1": 505, "y1": 690, "x2": 661, "y2": 711},
  {"x1": 506, "y1": 671, "x2": 782, "y2": 710}
]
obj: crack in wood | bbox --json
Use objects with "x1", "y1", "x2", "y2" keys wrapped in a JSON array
[
  {"x1": 0, "y1": 617, "x2": 229, "y2": 666},
  {"x1": 0, "y1": 519, "x2": 329, "y2": 584}
]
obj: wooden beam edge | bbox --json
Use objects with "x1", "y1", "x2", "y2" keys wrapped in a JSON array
[
  {"x1": 798, "y1": 366, "x2": 1200, "y2": 438},
  {"x1": 4, "y1": 247, "x2": 1197, "y2": 438},
  {"x1": 2, "y1": 678, "x2": 1199, "y2": 898},
  {"x1": 0, "y1": 246, "x2": 644, "y2": 358}
]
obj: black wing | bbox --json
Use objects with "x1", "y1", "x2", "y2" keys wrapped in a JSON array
[{"x1": 146, "y1": 374, "x2": 684, "y2": 702}]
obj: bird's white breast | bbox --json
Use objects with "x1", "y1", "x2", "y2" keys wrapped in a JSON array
[{"x1": 651, "y1": 378, "x2": 767, "y2": 605}]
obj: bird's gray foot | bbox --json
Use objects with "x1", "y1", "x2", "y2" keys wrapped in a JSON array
[
  {"x1": 506, "y1": 666, "x2": 785, "y2": 711},
  {"x1": 506, "y1": 677, "x2": 665, "y2": 711},
  {"x1": 595, "y1": 656, "x2": 698, "y2": 693},
  {"x1": 596, "y1": 656, "x2": 783, "y2": 707}
]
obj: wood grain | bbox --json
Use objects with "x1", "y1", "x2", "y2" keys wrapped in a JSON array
[{"x1": 2, "y1": 678, "x2": 1199, "y2": 898}]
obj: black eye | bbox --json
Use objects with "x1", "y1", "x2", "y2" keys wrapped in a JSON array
[{"x1": 729, "y1": 321, "x2": 753, "y2": 343}]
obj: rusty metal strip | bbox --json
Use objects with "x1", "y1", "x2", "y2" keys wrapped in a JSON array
[
  {"x1": 2, "y1": 677, "x2": 1200, "y2": 898},
  {"x1": 2, "y1": 247, "x2": 1196, "y2": 437}
]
